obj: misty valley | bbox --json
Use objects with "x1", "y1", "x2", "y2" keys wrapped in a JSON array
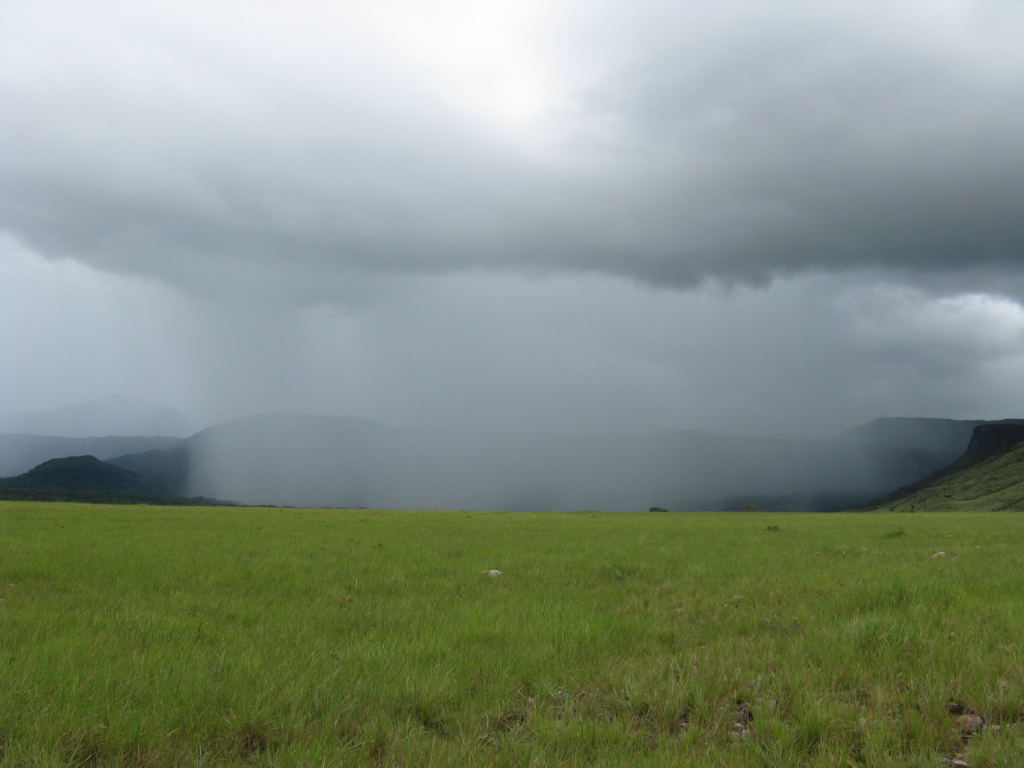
[{"x1": 3, "y1": 407, "x2": 1021, "y2": 511}]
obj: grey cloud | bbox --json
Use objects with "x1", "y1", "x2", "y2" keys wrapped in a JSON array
[
  {"x1": 553, "y1": 1, "x2": 1024, "y2": 282},
  {"x1": 2, "y1": 0, "x2": 1023, "y2": 298},
  {"x1": 4, "y1": 0, "x2": 1024, "y2": 453},
  {"x1": 5, "y1": 227, "x2": 1024, "y2": 439}
]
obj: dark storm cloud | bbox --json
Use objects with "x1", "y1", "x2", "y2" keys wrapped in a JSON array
[
  {"x1": 5, "y1": 0, "x2": 1024, "y2": 451},
  {"x1": 545, "y1": 0, "x2": 1024, "y2": 284},
  {"x1": 2, "y1": 0, "x2": 1023, "y2": 297},
  {"x1": 6, "y1": 233, "x2": 1024, "y2": 438}
]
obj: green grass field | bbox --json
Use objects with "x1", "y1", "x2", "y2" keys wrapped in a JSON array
[{"x1": 1, "y1": 502, "x2": 1022, "y2": 767}]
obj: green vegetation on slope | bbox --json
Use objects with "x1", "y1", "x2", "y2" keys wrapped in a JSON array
[
  {"x1": 0, "y1": 502, "x2": 1023, "y2": 767},
  {"x1": 880, "y1": 442, "x2": 1024, "y2": 512},
  {"x1": 8, "y1": 455, "x2": 150, "y2": 491},
  {"x1": 0, "y1": 455, "x2": 228, "y2": 505}
]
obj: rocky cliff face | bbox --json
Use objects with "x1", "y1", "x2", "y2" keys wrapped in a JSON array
[{"x1": 964, "y1": 423, "x2": 1024, "y2": 462}]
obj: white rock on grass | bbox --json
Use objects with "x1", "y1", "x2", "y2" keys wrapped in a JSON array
[{"x1": 482, "y1": 569, "x2": 502, "y2": 577}]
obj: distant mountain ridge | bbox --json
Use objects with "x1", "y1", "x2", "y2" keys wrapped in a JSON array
[
  {"x1": 0, "y1": 455, "x2": 226, "y2": 505},
  {"x1": 2, "y1": 413, "x2": 1018, "y2": 511},
  {"x1": 835, "y1": 417, "x2": 987, "y2": 453},
  {"x1": 0, "y1": 396, "x2": 190, "y2": 438},
  {"x1": 17, "y1": 454, "x2": 140, "y2": 486},
  {"x1": 112, "y1": 414, "x2": 1008, "y2": 511},
  {"x1": 0, "y1": 433, "x2": 184, "y2": 477}
]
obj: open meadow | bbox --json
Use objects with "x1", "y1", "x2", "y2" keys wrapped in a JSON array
[{"x1": 0, "y1": 501, "x2": 1022, "y2": 767}]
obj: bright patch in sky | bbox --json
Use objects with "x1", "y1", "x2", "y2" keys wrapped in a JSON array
[{"x1": 362, "y1": 0, "x2": 553, "y2": 137}]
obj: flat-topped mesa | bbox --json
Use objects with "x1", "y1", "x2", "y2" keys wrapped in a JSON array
[{"x1": 964, "y1": 423, "x2": 1024, "y2": 463}]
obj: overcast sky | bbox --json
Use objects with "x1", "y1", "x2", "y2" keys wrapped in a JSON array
[{"x1": 2, "y1": 0, "x2": 1023, "y2": 437}]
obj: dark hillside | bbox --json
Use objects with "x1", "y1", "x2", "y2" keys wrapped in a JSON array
[
  {"x1": 0, "y1": 433, "x2": 183, "y2": 477},
  {"x1": 11, "y1": 455, "x2": 144, "y2": 492},
  {"x1": 872, "y1": 423, "x2": 1024, "y2": 511},
  {"x1": 0, "y1": 455, "x2": 229, "y2": 505},
  {"x1": 108, "y1": 446, "x2": 189, "y2": 484},
  {"x1": 963, "y1": 423, "x2": 1024, "y2": 461}
]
